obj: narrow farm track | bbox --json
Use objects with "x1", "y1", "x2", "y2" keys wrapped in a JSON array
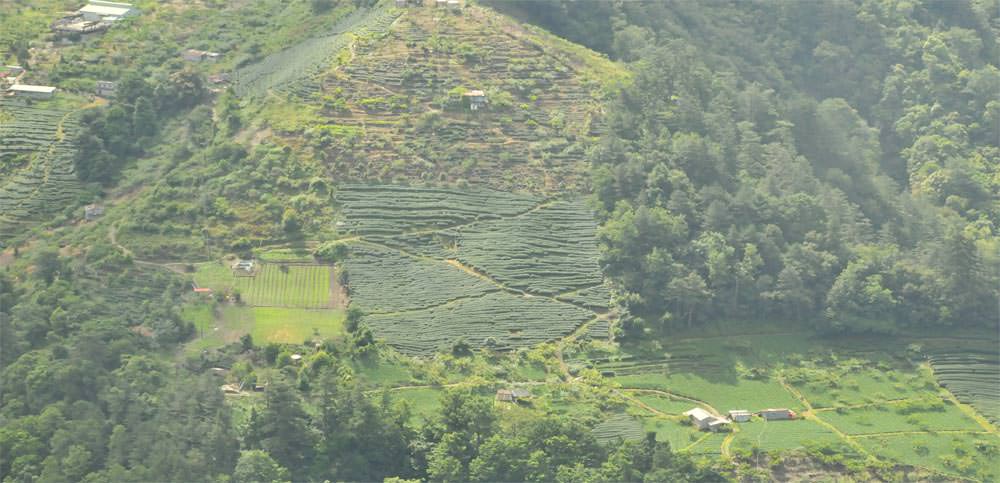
[{"x1": 623, "y1": 388, "x2": 722, "y2": 417}]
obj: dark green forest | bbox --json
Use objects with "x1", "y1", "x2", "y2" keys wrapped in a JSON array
[
  {"x1": 497, "y1": 0, "x2": 998, "y2": 334},
  {"x1": 1, "y1": 0, "x2": 998, "y2": 482}
]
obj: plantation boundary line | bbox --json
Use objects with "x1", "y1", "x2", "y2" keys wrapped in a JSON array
[
  {"x1": 849, "y1": 430, "x2": 992, "y2": 438},
  {"x1": 812, "y1": 397, "x2": 933, "y2": 412}
]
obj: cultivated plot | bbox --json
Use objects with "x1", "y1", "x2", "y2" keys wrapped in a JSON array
[
  {"x1": 335, "y1": 185, "x2": 610, "y2": 354},
  {"x1": 194, "y1": 262, "x2": 334, "y2": 308},
  {"x1": 0, "y1": 100, "x2": 81, "y2": 238}
]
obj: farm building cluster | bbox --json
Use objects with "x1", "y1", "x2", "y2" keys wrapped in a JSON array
[
  {"x1": 685, "y1": 407, "x2": 796, "y2": 432},
  {"x1": 51, "y1": 1, "x2": 138, "y2": 37},
  {"x1": 1, "y1": 66, "x2": 58, "y2": 99}
]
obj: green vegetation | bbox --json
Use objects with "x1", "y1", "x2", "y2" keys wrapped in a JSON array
[
  {"x1": 731, "y1": 419, "x2": 840, "y2": 452},
  {"x1": 337, "y1": 184, "x2": 609, "y2": 354},
  {"x1": 591, "y1": 413, "x2": 645, "y2": 444},
  {"x1": 233, "y1": 6, "x2": 400, "y2": 98},
  {"x1": 856, "y1": 433, "x2": 1000, "y2": 482},
  {"x1": 926, "y1": 345, "x2": 1000, "y2": 424},
  {"x1": 1, "y1": 0, "x2": 997, "y2": 481},
  {"x1": 820, "y1": 400, "x2": 980, "y2": 435},
  {"x1": 0, "y1": 101, "x2": 82, "y2": 239}
]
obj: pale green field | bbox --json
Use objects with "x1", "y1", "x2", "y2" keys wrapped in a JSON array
[
  {"x1": 731, "y1": 419, "x2": 840, "y2": 452},
  {"x1": 393, "y1": 388, "x2": 443, "y2": 423},
  {"x1": 251, "y1": 307, "x2": 345, "y2": 343},
  {"x1": 856, "y1": 432, "x2": 1000, "y2": 481},
  {"x1": 818, "y1": 400, "x2": 981, "y2": 435}
]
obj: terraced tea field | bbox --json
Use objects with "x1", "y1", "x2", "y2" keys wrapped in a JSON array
[
  {"x1": 296, "y1": 5, "x2": 622, "y2": 192},
  {"x1": 926, "y1": 345, "x2": 1000, "y2": 424},
  {"x1": 233, "y1": 6, "x2": 401, "y2": 98},
  {"x1": 336, "y1": 184, "x2": 610, "y2": 355},
  {"x1": 591, "y1": 413, "x2": 645, "y2": 444},
  {"x1": 0, "y1": 100, "x2": 82, "y2": 239}
]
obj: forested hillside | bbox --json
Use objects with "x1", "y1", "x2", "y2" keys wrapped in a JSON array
[
  {"x1": 496, "y1": 0, "x2": 999, "y2": 333},
  {"x1": 1, "y1": 1, "x2": 998, "y2": 482}
]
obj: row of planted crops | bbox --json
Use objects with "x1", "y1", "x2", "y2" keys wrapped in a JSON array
[
  {"x1": 233, "y1": 6, "x2": 401, "y2": 98},
  {"x1": 926, "y1": 346, "x2": 1000, "y2": 424},
  {"x1": 0, "y1": 101, "x2": 82, "y2": 239},
  {"x1": 335, "y1": 184, "x2": 611, "y2": 355}
]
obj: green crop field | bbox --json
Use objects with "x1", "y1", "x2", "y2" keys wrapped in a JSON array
[
  {"x1": 344, "y1": 244, "x2": 498, "y2": 313},
  {"x1": 194, "y1": 262, "x2": 333, "y2": 308},
  {"x1": 787, "y1": 365, "x2": 932, "y2": 409},
  {"x1": 730, "y1": 419, "x2": 840, "y2": 452},
  {"x1": 335, "y1": 185, "x2": 610, "y2": 355},
  {"x1": 237, "y1": 264, "x2": 332, "y2": 308},
  {"x1": 818, "y1": 399, "x2": 981, "y2": 435}
]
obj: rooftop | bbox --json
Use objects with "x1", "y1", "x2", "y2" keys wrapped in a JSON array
[
  {"x1": 10, "y1": 84, "x2": 57, "y2": 93},
  {"x1": 78, "y1": 4, "x2": 133, "y2": 17},
  {"x1": 684, "y1": 407, "x2": 714, "y2": 421}
]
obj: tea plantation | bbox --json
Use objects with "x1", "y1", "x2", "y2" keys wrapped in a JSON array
[
  {"x1": 0, "y1": 100, "x2": 82, "y2": 239},
  {"x1": 336, "y1": 184, "x2": 610, "y2": 355}
]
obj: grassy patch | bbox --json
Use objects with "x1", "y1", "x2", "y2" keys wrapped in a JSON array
[
  {"x1": 256, "y1": 247, "x2": 316, "y2": 263},
  {"x1": 250, "y1": 307, "x2": 344, "y2": 344},
  {"x1": 351, "y1": 359, "x2": 412, "y2": 387},
  {"x1": 684, "y1": 432, "x2": 726, "y2": 455},
  {"x1": 393, "y1": 387, "x2": 442, "y2": 424},
  {"x1": 642, "y1": 417, "x2": 701, "y2": 450}
]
